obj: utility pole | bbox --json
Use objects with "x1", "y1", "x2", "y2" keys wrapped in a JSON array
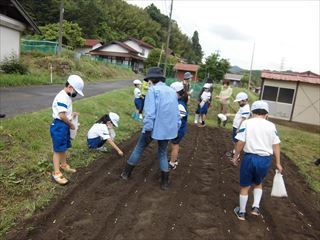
[
  {"x1": 164, "y1": 0, "x2": 173, "y2": 77},
  {"x1": 158, "y1": 43, "x2": 164, "y2": 67},
  {"x1": 248, "y1": 41, "x2": 255, "y2": 90},
  {"x1": 58, "y1": 0, "x2": 64, "y2": 55}
]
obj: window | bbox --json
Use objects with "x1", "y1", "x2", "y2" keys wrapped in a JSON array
[
  {"x1": 278, "y1": 88, "x2": 294, "y2": 104},
  {"x1": 262, "y1": 85, "x2": 295, "y2": 104},
  {"x1": 141, "y1": 48, "x2": 145, "y2": 56},
  {"x1": 262, "y1": 86, "x2": 278, "y2": 101}
]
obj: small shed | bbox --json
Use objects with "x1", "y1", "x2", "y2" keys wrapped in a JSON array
[
  {"x1": 224, "y1": 73, "x2": 243, "y2": 87},
  {"x1": 174, "y1": 63, "x2": 200, "y2": 81},
  {"x1": 0, "y1": 0, "x2": 40, "y2": 61},
  {"x1": 260, "y1": 71, "x2": 320, "y2": 125}
]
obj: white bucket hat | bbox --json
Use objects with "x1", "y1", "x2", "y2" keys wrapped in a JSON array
[
  {"x1": 234, "y1": 92, "x2": 248, "y2": 102},
  {"x1": 251, "y1": 100, "x2": 269, "y2": 113},
  {"x1": 203, "y1": 83, "x2": 211, "y2": 89},
  {"x1": 67, "y1": 75, "x2": 84, "y2": 96},
  {"x1": 217, "y1": 113, "x2": 227, "y2": 121},
  {"x1": 133, "y1": 79, "x2": 142, "y2": 85},
  {"x1": 170, "y1": 82, "x2": 184, "y2": 92},
  {"x1": 109, "y1": 112, "x2": 120, "y2": 127}
]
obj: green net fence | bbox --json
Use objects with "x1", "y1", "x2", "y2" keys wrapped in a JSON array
[
  {"x1": 166, "y1": 78, "x2": 206, "y2": 99},
  {"x1": 21, "y1": 39, "x2": 58, "y2": 54}
]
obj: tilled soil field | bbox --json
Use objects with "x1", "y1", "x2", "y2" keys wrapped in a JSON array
[{"x1": 6, "y1": 125, "x2": 320, "y2": 240}]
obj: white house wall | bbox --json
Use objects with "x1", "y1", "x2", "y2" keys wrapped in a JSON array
[
  {"x1": 123, "y1": 40, "x2": 150, "y2": 58},
  {"x1": 100, "y1": 44, "x2": 128, "y2": 53},
  {"x1": 292, "y1": 83, "x2": 320, "y2": 125},
  {"x1": 0, "y1": 14, "x2": 26, "y2": 62}
]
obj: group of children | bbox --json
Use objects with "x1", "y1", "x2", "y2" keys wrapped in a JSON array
[
  {"x1": 50, "y1": 72, "x2": 283, "y2": 221},
  {"x1": 50, "y1": 74, "x2": 124, "y2": 185}
]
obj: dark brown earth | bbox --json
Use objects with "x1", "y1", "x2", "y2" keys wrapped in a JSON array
[{"x1": 6, "y1": 125, "x2": 320, "y2": 240}]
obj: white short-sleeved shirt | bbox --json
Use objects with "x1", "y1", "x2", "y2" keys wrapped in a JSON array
[
  {"x1": 87, "y1": 123, "x2": 115, "y2": 140},
  {"x1": 52, "y1": 90, "x2": 72, "y2": 120},
  {"x1": 235, "y1": 118, "x2": 281, "y2": 156},
  {"x1": 134, "y1": 87, "x2": 141, "y2": 98},
  {"x1": 201, "y1": 91, "x2": 211, "y2": 102},
  {"x1": 233, "y1": 104, "x2": 250, "y2": 128}
]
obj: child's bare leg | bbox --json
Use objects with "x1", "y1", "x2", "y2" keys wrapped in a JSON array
[
  {"x1": 53, "y1": 152, "x2": 65, "y2": 173},
  {"x1": 170, "y1": 144, "x2": 179, "y2": 164}
]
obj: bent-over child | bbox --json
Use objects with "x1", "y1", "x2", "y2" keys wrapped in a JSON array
[{"x1": 87, "y1": 112, "x2": 123, "y2": 156}]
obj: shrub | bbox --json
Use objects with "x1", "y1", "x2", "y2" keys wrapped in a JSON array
[{"x1": 0, "y1": 56, "x2": 28, "y2": 74}]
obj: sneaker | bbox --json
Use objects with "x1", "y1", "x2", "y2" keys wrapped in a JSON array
[
  {"x1": 169, "y1": 162, "x2": 177, "y2": 170},
  {"x1": 250, "y1": 207, "x2": 260, "y2": 216},
  {"x1": 96, "y1": 146, "x2": 108, "y2": 152},
  {"x1": 234, "y1": 207, "x2": 246, "y2": 221},
  {"x1": 60, "y1": 164, "x2": 77, "y2": 173},
  {"x1": 52, "y1": 172, "x2": 68, "y2": 185}
]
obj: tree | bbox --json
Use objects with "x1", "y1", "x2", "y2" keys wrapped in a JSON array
[
  {"x1": 33, "y1": 20, "x2": 85, "y2": 49},
  {"x1": 145, "y1": 48, "x2": 177, "y2": 77},
  {"x1": 191, "y1": 31, "x2": 203, "y2": 64},
  {"x1": 198, "y1": 52, "x2": 230, "y2": 82}
]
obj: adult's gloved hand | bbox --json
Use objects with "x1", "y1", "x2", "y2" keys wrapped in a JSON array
[{"x1": 144, "y1": 131, "x2": 153, "y2": 142}]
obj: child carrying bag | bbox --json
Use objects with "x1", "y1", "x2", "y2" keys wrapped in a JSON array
[{"x1": 271, "y1": 170, "x2": 288, "y2": 197}]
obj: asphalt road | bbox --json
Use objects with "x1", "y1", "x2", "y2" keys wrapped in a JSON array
[{"x1": 0, "y1": 80, "x2": 133, "y2": 118}]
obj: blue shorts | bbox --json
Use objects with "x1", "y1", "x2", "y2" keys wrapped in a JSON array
[
  {"x1": 232, "y1": 127, "x2": 238, "y2": 143},
  {"x1": 134, "y1": 98, "x2": 143, "y2": 112},
  {"x1": 240, "y1": 153, "x2": 272, "y2": 186},
  {"x1": 50, "y1": 119, "x2": 71, "y2": 152},
  {"x1": 87, "y1": 137, "x2": 106, "y2": 149},
  {"x1": 171, "y1": 130, "x2": 186, "y2": 144},
  {"x1": 196, "y1": 102, "x2": 209, "y2": 115}
]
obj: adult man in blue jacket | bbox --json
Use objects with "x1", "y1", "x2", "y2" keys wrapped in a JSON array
[{"x1": 121, "y1": 67, "x2": 180, "y2": 190}]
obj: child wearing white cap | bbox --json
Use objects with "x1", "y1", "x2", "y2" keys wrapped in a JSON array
[
  {"x1": 50, "y1": 75, "x2": 84, "y2": 185},
  {"x1": 87, "y1": 113, "x2": 123, "y2": 156},
  {"x1": 133, "y1": 79, "x2": 143, "y2": 120},
  {"x1": 232, "y1": 100, "x2": 283, "y2": 221},
  {"x1": 232, "y1": 92, "x2": 250, "y2": 142},
  {"x1": 169, "y1": 82, "x2": 189, "y2": 169},
  {"x1": 194, "y1": 83, "x2": 212, "y2": 127}
]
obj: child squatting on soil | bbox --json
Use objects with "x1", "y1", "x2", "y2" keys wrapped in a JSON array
[
  {"x1": 120, "y1": 67, "x2": 181, "y2": 190},
  {"x1": 50, "y1": 75, "x2": 84, "y2": 185},
  {"x1": 169, "y1": 82, "x2": 189, "y2": 170},
  {"x1": 194, "y1": 83, "x2": 212, "y2": 127},
  {"x1": 132, "y1": 79, "x2": 144, "y2": 121},
  {"x1": 232, "y1": 100, "x2": 283, "y2": 221},
  {"x1": 87, "y1": 112, "x2": 123, "y2": 156}
]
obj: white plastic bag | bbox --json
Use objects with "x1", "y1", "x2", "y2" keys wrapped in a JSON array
[
  {"x1": 199, "y1": 100, "x2": 206, "y2": 108},
  {"x1": 271, "y1": 170, "x2": 288, "y2": 197},
  {"x1": 70, "y1": 115, "x2": 79, "y2": 140}
]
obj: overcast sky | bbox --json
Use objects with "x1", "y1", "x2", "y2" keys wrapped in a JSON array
[{"x1": 126, "y1": 0, "x2": 320, "y2": 73}]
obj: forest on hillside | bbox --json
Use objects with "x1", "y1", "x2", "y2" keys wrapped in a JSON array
[{"x1": 19, "y1": 0, "x2": 203, "y2": 64}]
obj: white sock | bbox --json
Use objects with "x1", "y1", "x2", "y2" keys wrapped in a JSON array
[
  {"x1": 239, "y1": 195, "x2": 248, "y2": 213},
  {"x1": 194, "y1": 114, "x2": 199, "y2": 123},
  {"x1": 252, "y1": 188, "x2": 263, "y2": 208}
]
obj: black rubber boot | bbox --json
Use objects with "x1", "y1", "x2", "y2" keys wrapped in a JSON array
[
  {"x1": 120, "y1": 163, "x2": 135, "y2": 180},
  {"x1": 160, "y1": 171, "x2": 170, "y2": 190}
]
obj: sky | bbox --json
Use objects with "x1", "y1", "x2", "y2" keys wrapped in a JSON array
[{"x1": 126, "y1": 0, "x2": 320, "y2": 73}]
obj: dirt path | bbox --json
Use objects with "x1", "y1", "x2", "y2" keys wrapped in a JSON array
[{"x1": 6, "y1": 126, "x2": 320, "y2": 240}]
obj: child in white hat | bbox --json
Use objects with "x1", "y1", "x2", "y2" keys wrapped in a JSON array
[
  {"x1": 50, "y1": 75, "x2": 84, "y2": 185},
  {"x1": 133, "y1": 79, "x2": 143, "y2": 120},
  {"x1": 87, "y1": 112, "x2": 123, "y2": 156},
  {"x1": 232, "y1": 92, "x2": 250, "y2": 142},
  {"x1": 169, "y1": 82, "x2": 189, "y2": 169},
  {"x1": 232, "y1": 100, "x2": 283, "y2": 221},
  {"x1": 195, "y1": 83, "x2": 212, "y2": 127}
]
